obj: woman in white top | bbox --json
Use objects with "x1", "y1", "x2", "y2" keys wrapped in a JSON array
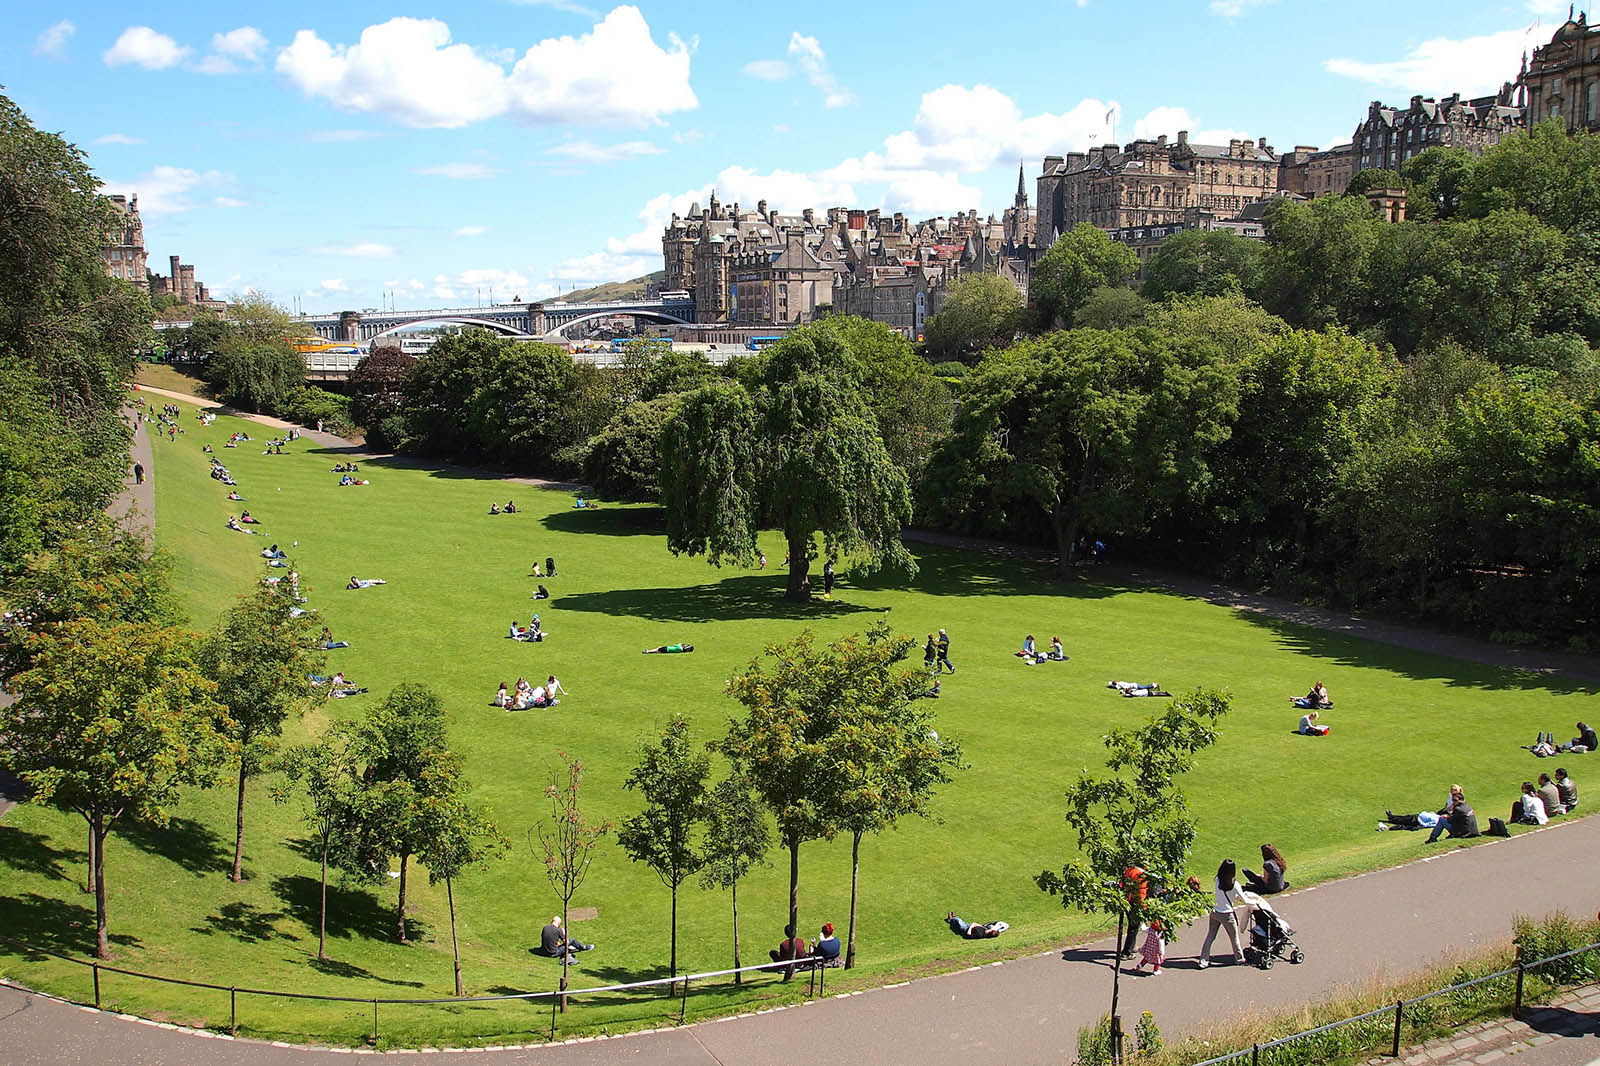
[
  {"x1": 1514, "y1": 781, "x2": 1549, "y2": 825},
  {"x1": 1197, "y1": 858, "x2": 1249, "y2": 968}
]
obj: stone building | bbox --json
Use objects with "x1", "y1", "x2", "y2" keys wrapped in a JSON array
[
  {"x1": 1351, "y1": 89, "x2": 1523, "y2": 176},
  {"x1": 148, "y1": 254, "x2": 216, "y2": 305},
  {"x1": 102, "y1": 194, "x2": 147, "y2": 283},
  {"x1": 1523, "y1": 11, "x2": 1600, "y2": 130},
  {"x1": 1305, "y1": 143, "x2": 1356, "y2": 197}
]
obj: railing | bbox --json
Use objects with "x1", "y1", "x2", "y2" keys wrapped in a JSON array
[
  {"x1": 0, "y1": 935, "x2": 837, "y2": 1046},
  {"x1": 1184, "y1": 941, "x2": 1600, "y2": 1066}
]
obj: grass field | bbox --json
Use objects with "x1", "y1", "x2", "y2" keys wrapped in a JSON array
[
  {"x1": 133, "y1": 362, "x2": 211, "y2": 399},
  {"x1": 1, "y1": 396, "x2": 1595, "y2": 1048}
]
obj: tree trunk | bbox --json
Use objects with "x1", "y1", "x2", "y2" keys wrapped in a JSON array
[
  {"x1": 731, "y1": 878, "x2": 742, "y2": 986},
  {"x1": 1052, "y1": 508, "x2": 1079, "y2": 578},
  {"x1": 92, "y1": 813, "x2": 110, "y2": 960},
  {"x1": 231, "y1": 761, "x2": 249, "y2": 882},
  {"x1": 787, "y1": 835, "x2": 801, "y2": 936},
  {"x1": 559, "y1": 899, "x2": 570, "y2": 1011},
  {"x1": 784, "y1": 533, "x2": 811, "y2": 602},
  {"x1": 669, "y1": 881, "x2": 679, "y2": 993},
  {"x1": 317, "y1": 831, "x2": 329, "y2": 961},
  {"x1": 85, "y1": 819, "x2": 95, "y2": 895},
  {"x1": 845, "y1": 830, "x2": 862, "y2": 970},
  {"x1": 447, "y1": 874, "x2": 463, "y2": 997},
  {"x1": 1110, "y1": 911, "x2": 1125, "y2": 1064},
  {"x1": 396, "y1": 851, "x2": 410, "y2": 943}
]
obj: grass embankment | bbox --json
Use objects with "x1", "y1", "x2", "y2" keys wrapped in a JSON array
[
  {"x1": 133, "y1": 362, "x2": 210, "y2": 399},
  {"x1": 0, "y1": 396, "x2": 1595, "y2": 1048}
]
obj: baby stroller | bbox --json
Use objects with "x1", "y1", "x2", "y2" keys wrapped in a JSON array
[{"x1": 1242, "y1": 893, "x2": 1304, "y2": 970}]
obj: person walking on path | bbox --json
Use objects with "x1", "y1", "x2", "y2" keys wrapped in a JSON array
[
  {"x1": 1196, "y1": 858, "x2": 1248, "y2": 968},
  {"x1": 132, "y1": 462, "x2": 144, "y2": 485},
  {"x1": 936, "y1": 628, "x2": 955, "y2": 673}
]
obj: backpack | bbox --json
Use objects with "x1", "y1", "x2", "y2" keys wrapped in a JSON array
[{"x1": 1486, "y1": 817, "x2": 1510, "y2": 837}]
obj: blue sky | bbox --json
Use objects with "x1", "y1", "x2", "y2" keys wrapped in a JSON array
[{"x1": 3, "y1": 0, "x2": 1573, "y2": 313}]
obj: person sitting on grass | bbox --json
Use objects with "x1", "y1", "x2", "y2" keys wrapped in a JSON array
[
  {"x1": 346, "y1": 576, "x2": 386, "y2": 589},
  {"x1": 317, "y1": 627, "x2": 349, "y2": 650},
  {"x1": 1512, "y1": 781, "x2": 1550, "y2": 826},
  {"x1": 533, "y1": 584, "x2": 550, "y2": 600},
  {"x1": 226, "y1": 515, "x2": 252, "y2": 533},
  {"x1": 509, "y1": 620, "x2": 524, "y2": 641},
  {"x1": 505, "y1": 499, "x2": 517, "y2": 514},
  {"x1": 528, "y1": 615, "x2": 545, "y2": 642},
  {"x1": 489, "y1": 501, "x2": 500, "y2": 515},
  {"x1": 1293, "y1": 682, "x2": 1333, "y2": 710},
  {"x1": 530, "y1": 561, "x2": 543, "y2": 578},
  {"x1": 1018, "y1": 635, "x2": 1046, "y2": 664},
  {"x1": 527, "y1": 682, "x2": 549, "y2": 708},
  {"x1": 813, "y1": 923, "x2": 842, "y2": 966},
  {"x1": 1048, "y1": 636, "x2": 1068, "y2": 661},
  {"x1": 911, "y1": 678, "x2": 942, "y2": 699},
  {"x1": 493, "y1": 682, "x2": 510, "y2": 708},
  {"x1": 1425, "y1": 794, "x2": 1480, "y2": 843},
  {"x1": 1570, "y1": 722, "x2": 1598, "y2": 754},
  {"x1": 539, "y1": 916, "x2": 593, "y2": 960},
  {"x1": 643, "y1": 643, "x2": 694, "y2": 654},
  {"x1": 546, "y1": 675, "x2": 567, "y2": 702},
  {"x1": 1557, "y1": 768, "x2": 1579, "y2": 812},
  {"x1": 1242, "y1": 844, "x2": 1289, "y2": 894},
  {"x1": 1538, "y1": 773, "x2": 1566, "y2": 817},
  {"x1": 546, "y1": 556, "x2": 557, "y2": 577},
  {"x1": 769, "y1": 924, "x2": 808, "y2": 980},
  {"x1": 1298, "y1": 710, "x2": 1330, "y2": 736},
  {"x1": 945, "y1": 913, "x2": 1009, "y2": 939},
  {"x1": 239, "y1": 509, "x2": 259, "y2": 524}
]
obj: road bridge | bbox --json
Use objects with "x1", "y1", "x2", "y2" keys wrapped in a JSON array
[{"x1": 295, "y1": 295, "x2": 697, "y2": 344}]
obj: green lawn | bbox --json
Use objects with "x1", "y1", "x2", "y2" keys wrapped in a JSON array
[
  {"x1": 1, "y1": 396, "x2": 1595, "y2": 1048},
  {"x1": 133, "y1": 362, "x2": 211, "y2": 399}
]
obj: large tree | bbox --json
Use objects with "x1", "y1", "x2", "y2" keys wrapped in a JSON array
[
  {"x1": 660, "y1": 322, "x2": 916, "y2": 600},
  {"x1": 1037, "y1": 689, "x2": 1232, "y2": 1063},
  {"x1": 1258, "y1": 194, "x2": 1383, "y2": 329},
  {"x1": 1463, "y1": 119, "x2": 1600, "y2": 235},
  {"x1": 1030, "y1": 223, "x2": 1140, "y2": 329},
  {"x1": 201, "y1": 581, "x2": 326, "y2": 882},
  {"x1": 699, "y1": 773, "x2": 771, "y2": 983},
  {"x1": 921, "y1": 274, "x2": 1025, "y2": 363},
  {"x1": 347, "y1": 349, "x2": 416, "y2": 430},
  {"x1": 1141, "y1": 229, "x2": 1264, "y2": 302},
  {"x1": 934, "y1": 328, "x2": 1239, "y2": 574},
  {"x1": 616, "y1": 714, "x2": 710, "y2": 989},
  {"x1": 0, "y1": 619, "x2": 232, "y2": 958}
]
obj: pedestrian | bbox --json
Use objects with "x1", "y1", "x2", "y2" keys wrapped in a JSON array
[
  {"x1": 758, "y1": 551, "x2": 767, "y2": 570},
  {"x1": 1197, "y1": 859, "x2": 1248, "y2": 968},
  {"x1": 132, "y1": 462, "x2": 145, "y2": 485},
  {"x1": 823, "y1": 559, "x2": 836, "y2": 598},
  {"x1": 923, "y1": 634, "x2": 938, "y2": 673},
  {"x1": 936, "y1": 628, "x2": 955, "y2": 673}
]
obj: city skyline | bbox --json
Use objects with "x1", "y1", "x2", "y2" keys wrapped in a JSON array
[{"x1": 5, "y1": 0, "x2": 1574, "y2": 313}]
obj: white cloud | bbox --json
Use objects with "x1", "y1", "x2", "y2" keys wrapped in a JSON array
[
  {"x1": 104, "y1": 27, "x2": 191, "y2": 70},
  {"x1": 672, "y1": 129, "x2": 704, "y2": 145},
  {"x1": 305, "y1": 129, "x2": 381, "y2": 142},
  {"x1": 453, "y1": 225, "x2": 488, "y2": 236},
  {"x1": 196, "y1": 55, "x2": 239, "y2": 74},
  {"x1": 431, "y1": 267, "x2": 536, "y2": 302},
  {"x1": 510, "y1": 0, "x2": 601, "y2": 17},
  {"x1": 102, "y1": 165, "x2": 228, "y2": 215},
  {"x1": 319, "y1": 278, "x2": 349, "y2": 292},
  {"x1": 547, "y1": 139, "x2": 664, "y2": 163},
  {"x1": 743, "y1": 58, "x2": 790, "y2": 81},
  {"x1": 1324, "y1": 24, "x2": 1542, "y2": 96},
  {"x1": 1210, "y1": 0, "x2": 1271, "y2": 15},
  {"x1": 213, "y1": 26, "x2": 268, "y2": 61},
  {"x1": 94, "y1": 133, "x2": 144, "y2": 145},
  {"x1": 276, "y1": 7, "x2": 697, "y2": 129},
  {"x1": 214, "y1": 196, "x2": 249, "y2": 208},
  {"x1": 35, "y1": 20, "x2": 75, "y2": 57},
  {"x1": 416, "y1": 162, "x2": 503, "y2": 180},
  {"x1": 310, "y1": 242, "x2": 396, "y2": 258},
  {"x1": 787, "y1": 33, "x2": 851, "y2": 108},
  {"x1": 877, "y1": 85, "x2": 1114, "y2": 172}
]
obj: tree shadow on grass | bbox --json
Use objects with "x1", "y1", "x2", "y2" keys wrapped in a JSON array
[
  {"x1": 270, "y1": 874, "x2": 410, "y2": 944},
  {"x1": 0, "y1": 827, "x2": 88, "y2": 883},
  {"x1": 119, "y1": 816, "x2": 229, "y2": 876},
  {"x1": 538, "y1": 506, "x2": 665, "y2": 537},
  {"x1": 306, "y1": 954, "x2": 424, "y2": 988},
  {"x1": 855, "y1": 543, "x2": 1135, "y2": 602},
  {"x1": 191, "y1": 901, "x2": 300, "y2": 945},
  {"x1": 555, "y1": 576, "x2": 880, "y2": 624},
  {"x1": 0, "y1": 892, "x2": 141, "y2": 958}
]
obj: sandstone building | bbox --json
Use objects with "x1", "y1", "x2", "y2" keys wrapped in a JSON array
[
  {"x1": 103, "y1": 194, "x2": 147, "y2": 283},
  {"x1": 1523, "y1": 11, "x2": 1600, "y2": 131}
]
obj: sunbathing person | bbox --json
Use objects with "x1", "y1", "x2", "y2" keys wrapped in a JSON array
[
  {"x1": 262, "y1": 544, "x2": 286, "y2": 559},
  {"x1": 643, "y1": 643, "x2": 694, "y2": 654},
  {"x1": 945, "y1": 913, "x2": 1009, "y2": 939},
  {"x1": 227, "y1": 491, "x2": 243, "y2": 501},
  {"x1": 527, "y1": 616, "x2": 545, "y2": 642},
  {"x1": 317, "y1": 627, "x2": 350, "y2": 650},
  {"x1": 1109, "y1": 680, "x2": 1169, "y2": 697},
  {"x1": 1048, "y1": 636, "x2": 1068, "y2": 661},
  {"x1": 346, "y1": 577, "x2": 387, "y2": 589},
  {"x1": 545, "y1": 556, "x2": 557, "y2": 577},
  {"x1": 489, "y1": 502, "x2": 500, "y2": 515},
  {"x1": 239, "y1": 510, "x2": 260, "y2": 524},
  {"x1": 226, "y1": 515, "x2": 251, "y2": 533},
  {"x1": 1017, "y1": 635, "x2": 1046, "y2": 664}
]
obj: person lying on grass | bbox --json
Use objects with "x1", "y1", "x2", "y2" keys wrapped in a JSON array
[
  {"x1": 226, "y1": 515, "x2": 254, "y2": 533},
  {"x1": 262, "y1": 544, "x2": 286, "y2": 559},
  {"x1": 1108, "y1": 680, "x2": 1170, "y2": 697},
  {"x1": 317, "y1": 627, "x2": 349, "y2": 650},
  {"x1": 227, "y1": 491, "x2": 243, "y2": 501},
  {"x1": 945, "y1": 913, "x2": 1009, "y2": 939},
  {"x1": 346, "y1": 576, "x2": 386, "y2": 589},
  {"x1": 643, "y1": 643, "x2": 694, "y2": 654}
]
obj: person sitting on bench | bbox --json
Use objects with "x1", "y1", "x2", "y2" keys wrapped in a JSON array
[
  {"x1": 643, "y1": 643, "x2": 694, "y2": 654},
  {"x1": 813, "y1": 923, "x2": 842, "y2": 966},
  {"x1": 1298, "y1": 710, "x2": 1330, "y2": 736},
  {"x1": 945, "y1": 913, "x2": 1009, "y2": 939}
]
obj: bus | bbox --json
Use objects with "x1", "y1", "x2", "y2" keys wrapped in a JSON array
[{"x1": 747, "y1": 336, "x2": 781, "y2": 351}]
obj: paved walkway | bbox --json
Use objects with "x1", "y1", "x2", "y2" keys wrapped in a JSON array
[
  {"x1": 5, "y1": 815, "x2": 1600, "y2": 1064},
  {"x1": 1364, "y1": 982, "x2": 1600, "y2": 1066}
]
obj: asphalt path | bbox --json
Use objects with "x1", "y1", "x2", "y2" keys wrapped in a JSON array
[{"x1": 4, "y1": 815, "x2": 1599, "y2": 1065}]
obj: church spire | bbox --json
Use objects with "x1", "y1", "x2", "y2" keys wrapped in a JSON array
[{"x1": 1015, "y1": 158, "x2": 1028, "y2": 206}]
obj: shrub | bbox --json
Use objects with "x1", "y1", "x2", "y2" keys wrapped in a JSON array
[
  {"x1": 366, "y1": 414, "x2": 408, "y2": 453},
  {"x1": 1135, "y1": 1011, "x2": 1162, "y2": 1058},
  {"x1": 1076, "y1": 1015, "x2": 1114, "y2": 1066},
  {"x1": 278, "y1": 386, "x2": 352, "y2": 436},
  {"x1": 1514, "y1": 910, "x2": 1600, "y2": 985},
  {"x1": 932, "y1": 361, "x2": 968, "y2": 381}
]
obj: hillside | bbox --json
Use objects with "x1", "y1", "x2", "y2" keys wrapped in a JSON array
[{"x1": 558, "y1": 270, "x2": 666, "y2": 303}]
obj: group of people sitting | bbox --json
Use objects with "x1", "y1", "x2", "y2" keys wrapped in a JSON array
[
  {"x1": 1380, "y1": 770, "x2": 1580, "y2": 840},
  {"x1": 226, "y1": 514, "x2": 256, "y2": 534},
  {"x1": 530, "y1": 557, "x2": 557, "y2": 578},
  {"x1": 1107, "y1": 680, "x2": 1172, "y2": 698},
  {"x1": 1294, "y1": 683, "x2": 1333, "y2": 735},
  {"x1": 488, "y1": 499, "x2": 519, "y2": 515},
  {"x1": 494, "y1": 675, "x2": 565, "y2": 710},
  {"x1": 209, "y1": 458, "x2": 237, "y2": 486},
  {"x1": 509, "y1": 616, "x2": 546, "y2": 642},
  {"x1": 331, "y1": 462, "x2": 359, "y2": 473},
  {"x1": 338, "y1": 474, "x2": 368, "y2": 486},
  {"x1": 1527, "y1": 722, "x2": 1597, "y2": 757},
  {"x1": 1017, "y1": 635, "x2": 1068, "y2": 665},
  {"x1": 1510, "y1": 770, "x2": 1580, "y2": 826},
  {"x1": 768, "y1": 922, "x2": 844, "y2": 979}
]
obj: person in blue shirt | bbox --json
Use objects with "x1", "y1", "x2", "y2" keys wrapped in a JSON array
[{"x1": 813, "y1": 922, "x2": 842, "y2": 964}]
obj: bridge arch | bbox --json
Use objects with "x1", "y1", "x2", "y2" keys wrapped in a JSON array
[
  {"x1": 367, "y1": 317, "x2": 534, "y2": 343},
  {"x1": 542, "y1": 310, "x2": 693, "y2": 338}
]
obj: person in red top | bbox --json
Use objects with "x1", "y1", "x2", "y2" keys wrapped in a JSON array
[
  {"x1": 769, "y1": 924, "x2": 808, "y2": 981},
  {"x1": 1120, "y1": 866, "x2": 1148, "y2": 958}
]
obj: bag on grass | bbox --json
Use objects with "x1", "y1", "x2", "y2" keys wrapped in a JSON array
[{"x1": 1486, "y1": 817, "x2": 1510, "y2": 837}]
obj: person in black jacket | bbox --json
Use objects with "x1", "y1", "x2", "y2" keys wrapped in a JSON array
[
  {"x1": 1571, "y1": 722, "x2": 1598, "y2": 753},
  {"x1": 1427, "y1": 801, "x2": 1479, "y2": 842}
]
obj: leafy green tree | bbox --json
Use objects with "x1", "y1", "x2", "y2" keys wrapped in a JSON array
[
  {"x1": 827, "y1": 621, "x2": 964, "y2": 969},
  {"x1": 418, "y1": 791, "x2": 510, "y2": 995},
  {"x1": 1345, "y1": 168, "x2": 1404, "y2": 196},
  {"x1": 343, "y1": 684, "x2": 458, "y2": 943},
  {"x1": 933, "y1": 329, "x2": 1239, "y2": 574},
  {"x1": 226, "y1": 292, "x2": 295, "y2": 345},
  {"x1": 0, "y1": 619, "x2": 231, "y2": 958},
  {"x1": 274, "y1": 730, "x2": 362, "y2": 961},
  {"x1": 617, "y1": 714, "x2": 711, "y2": 988},
  {"x1": 1031, "y1": 223, "x2": 1140, "y2": 328},
  {"x1": 173, "y1": 313, "x2": 234, "y2": 361},
  {"x1": 201, "y1": 582, "x2": 326, "y2": 882},
  {"x1": 583, "y1": 393, "x2": 679, "y2": 500},
  {"x1": 1464, "y1": 119, "x2": 1600, "y2": 234},
  {"x1": 699, "y1": 774, "x2": 771, "y2": 983},
  {"x1": 921, "y1": 274, "x2": 1024, "y2": 362},
  {"x1": 1142, "y1": 229, "x2": 1264, "y2": 301},
  {"x1": 534, "y1": 751, "x2": 613, "y2": 1005},
  {"x1": 660, "y1": 323, "x2": 916, "y2": 600},
  {"x1": 1401, "y1": 146, "x2": 1476, "y2": 222},
  {"x1": 826, "y1": 315, "x2": 953, "y2": 483},
  {"x1": 1037, "y1": 689, "x2": 1231, "y2": 1060},
  {"x1": 205, "y1": 342, "x2": 307, "y2": 414},
  {"x1": 347, "y1": 349, "x2": 415, "y2": 430},
  {"x1": 1259, "y1": 195, "x2": 1383, "y2": 329},
  {"x1": 1073, "y1": 285, "x2": 1152, "y2": 330}
]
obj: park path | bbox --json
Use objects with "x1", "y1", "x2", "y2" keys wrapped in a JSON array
[{"x1": 5, "y1": 815, "x2": 1600, "y2": 1065}]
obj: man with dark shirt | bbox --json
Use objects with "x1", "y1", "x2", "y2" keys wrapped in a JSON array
[
  {"x1": 769, "y1": 924, "x2": 808, "y2": 980},
  {"x1": 539, "y1": 916, "x2": 592, "y2": 959}
]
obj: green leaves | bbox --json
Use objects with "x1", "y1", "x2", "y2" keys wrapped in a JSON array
[{"x1": 617, "y1": 714, "x2": 711, "y2": 890}]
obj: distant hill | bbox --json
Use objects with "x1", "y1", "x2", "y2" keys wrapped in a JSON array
[{"x1": 558, "y1": 270, "x2": 666, "y2": 303}]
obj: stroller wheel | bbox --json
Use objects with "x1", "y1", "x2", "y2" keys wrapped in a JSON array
[
  {"x1": 1290, "y1": 949, "x2": 1304, "y2": 965},
  {"x1": 1261, "y1": 953, "x2": 1275, "y2": 969}
]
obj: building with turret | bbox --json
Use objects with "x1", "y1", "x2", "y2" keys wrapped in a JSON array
[
  {"x1": 1523, "y1": 10, "x2": 1600, "y2": 130},
  {"x1": 102, "y1": 194, "x2": 147, "y2": 283}
]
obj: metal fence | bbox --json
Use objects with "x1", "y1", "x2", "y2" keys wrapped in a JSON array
[
  {"x1": 0, "y1": 935, "x2": 838, "y2": 1045},
  {"x1": 1185, "y1": 941, "x2": 1600, "y2": 1066}
]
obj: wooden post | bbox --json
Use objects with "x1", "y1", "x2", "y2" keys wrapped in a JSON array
[
  {"x1": 92, "y1": 964, "x2": 100, "y2": 1009},
  {"x1": 1392, "y1": 999, "x2": 1404, "y2": 1057}
]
